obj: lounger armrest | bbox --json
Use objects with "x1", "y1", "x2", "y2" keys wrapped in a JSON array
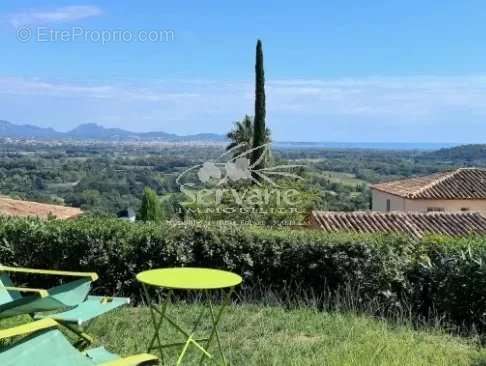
[
  {"x1": 0, "y1": 318, "x2": 59, "y2": 341},
  {"x1": 0, "y1": 286, "x2": 49, "y2": 298},
  {"x1": 100, "y1": 354, "x2": 159, "y2": 366},
  {"x1": 0, "y1": 265, "x2": 98, "y2": 281}
]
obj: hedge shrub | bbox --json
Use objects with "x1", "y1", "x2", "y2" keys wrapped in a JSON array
[
  {"x1": 409, "y1": 235, "x2": 486, "y2": 329},
  {"x1": 0, "y1": 217, "x2": 413, "y2": 302},
  {"x1": 1, "y1": 216, "x2": 486, "y2": 330}
]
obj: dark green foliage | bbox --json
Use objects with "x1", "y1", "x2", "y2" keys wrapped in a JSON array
[
  {"x1": 0, "y1": 216, "x2": 413, "y2": 304},
  {"x1": 423, "y1": 144, "x2": 486, "y2": 163},
  {"x1": 0, "y1": 141, "x2": 223, "y2": 215},
  {"x1": 138, "y1": 187, "x2": 163, "y2": 221},
  {"x1": 409, "y1": 235, "x2": 486, "y2": 329},
  {"x1": 251, "y1": 40, "x2": 267, "y2": 177},
  {"x1": 276, "y1": 149, "x2": 458, "y2": 183},
  {"x1": 0, "y1": 140, "x2": 477, "y2": 216},
  {"x1": 2, "y1": 217, "x2": 486, "y2": 331},
  {"x1": 0, "y1": 217, "x2": 423, "y2": 315}
]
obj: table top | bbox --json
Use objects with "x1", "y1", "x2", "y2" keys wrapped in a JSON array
[{"x1": 136, "y1": 267, "x2": 243, "y2": 290}]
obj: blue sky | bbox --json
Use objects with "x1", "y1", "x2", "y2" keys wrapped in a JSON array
[{"x1": 1, "y1": 1, "x2": 486, "y2": 142}]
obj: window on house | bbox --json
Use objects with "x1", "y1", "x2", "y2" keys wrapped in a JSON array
[
  {"x1": 386, "y1": 199, "x2": 391, "y2": 212},
  {"x1": 427, "y1": 207, "x2": 445, "y2": 212}
]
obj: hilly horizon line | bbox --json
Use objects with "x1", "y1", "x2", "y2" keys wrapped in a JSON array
[
  {"x1": 0, "y1": 120, "x2": 467, "y2": 149},
  {"x1": 0, "y1": 120, "x2": 227, "y2": 142}
]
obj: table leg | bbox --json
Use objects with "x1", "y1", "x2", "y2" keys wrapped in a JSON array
[
  {"x1": 141, "y1": 285, "x2": 234, "y2": 365},
  {"x1": 143, "y1": 284, "x2": 172, "y2": 364},
  {"x1": 199, "y1": 287, "x2": 234, "y2": 365}
]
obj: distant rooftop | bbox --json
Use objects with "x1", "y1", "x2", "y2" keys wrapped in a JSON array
[
  {"x1": 0, "y1": 196, "x2": 82, "y2": 220},
  {"x1": 309, "y1": 211, "x2": 486, "y2": 238},
  {"x1": 370, "y1": 168, "x2": 486, "y2": 200}
]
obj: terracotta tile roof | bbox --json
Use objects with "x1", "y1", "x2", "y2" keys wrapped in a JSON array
[
  {"x1": 370, "y1": 168, "x2": 486, "y2": 199},
  {"x1": 309, "y1": 211, "x2": 486, "y2": 238},
  {"x1": 0, "y1": 196, "x2": 82, "y2": 220}
]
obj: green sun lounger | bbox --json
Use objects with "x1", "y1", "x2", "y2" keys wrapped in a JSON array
[
  {"x1": 0, "y1": 318, "x2": 159, "y2": 366},
  {"x1": 0, "y1": 265, "x2": 130, "y2": 346}
]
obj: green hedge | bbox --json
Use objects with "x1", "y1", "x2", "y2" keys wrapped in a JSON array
[
  {"x1": 0, "y1": 216, "x2": 485, "y2": 330},
  {"x1": 409, "y1": 235, "x2": 486, "y2": 329}
]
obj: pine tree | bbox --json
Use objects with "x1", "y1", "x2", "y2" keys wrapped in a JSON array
[
  {"x1": 138, "y1": 187, "x2": 162, "y2": 221},
  {"x1": 251, "y1": 39, "x2": 267, "y2": 179}
]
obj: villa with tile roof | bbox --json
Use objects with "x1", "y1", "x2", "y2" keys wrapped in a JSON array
[{"x1": 370, "y1": 168, "x2": 486, "y2": 213}]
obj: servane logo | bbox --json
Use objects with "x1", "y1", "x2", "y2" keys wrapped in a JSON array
[{"x1": 175, "y1": 144, "x2": 306, "y2": 223}]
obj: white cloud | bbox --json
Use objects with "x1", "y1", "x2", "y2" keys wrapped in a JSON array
[
  {"x1": 8, "y1": 5, "x2": 102, "y2": 27},
  {"x1": 1, "y1": 75, "x2": 486, "y2": 141},
  {"x1": 267, "y1": 76, "x2": 486, "y2": 117},
  {"x1": 0, "y1": 77, "x2": 199, "y2": 101},
  {"x1": 3, "y1": 75, "x2": 486, "y2": 118}
]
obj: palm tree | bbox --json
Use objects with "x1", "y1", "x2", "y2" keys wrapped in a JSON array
[
  {"x1": 226, "y1": 115, "x2": 254, "y2": 156},
  {"x1": 226, "y1": 115, "x2": 271, "y2": 158}
]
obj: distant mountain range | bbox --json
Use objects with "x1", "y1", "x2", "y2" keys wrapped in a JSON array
[
  {"x1": 0, "y1": 120, "x2": 226, "y2": 142},
  {"x1": 0, "y1": 120, "x2": 469, "y2": 151}
]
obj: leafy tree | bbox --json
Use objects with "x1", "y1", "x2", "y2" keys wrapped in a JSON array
[
  {"x1": 138, "y1": 187, "x2": 163, "y2": 221},
  {"x1": 251, "y1": 39, "x2": 268, "y2": 179}
]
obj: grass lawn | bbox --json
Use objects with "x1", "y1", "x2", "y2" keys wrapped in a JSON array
[
  {"x1": 82, "y1": 304, "x2": 486, "y2": 366},
  {"x1": 2, "y1": 304, "x2": 485, "y2": 365}
]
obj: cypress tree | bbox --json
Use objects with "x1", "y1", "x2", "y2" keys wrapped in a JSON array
[
  {"x1": 139, "y1": 187, "x2": 162, "y2": 222},
  {"x1": 251, "y1": 39, "x2": 266, "y2": 179}
]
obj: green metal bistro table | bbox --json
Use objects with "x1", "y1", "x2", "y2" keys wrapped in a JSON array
[{"x1": 137, "y1": 267, "x2": 242, "y2": 365}]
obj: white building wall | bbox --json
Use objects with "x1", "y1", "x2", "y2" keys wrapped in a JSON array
[
  {"x1": 371, "y1": 190, "x2": 405, "y2": 212},
  {"x1": 372, "y1": 189, "x2": 486, "y2": 212}
]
